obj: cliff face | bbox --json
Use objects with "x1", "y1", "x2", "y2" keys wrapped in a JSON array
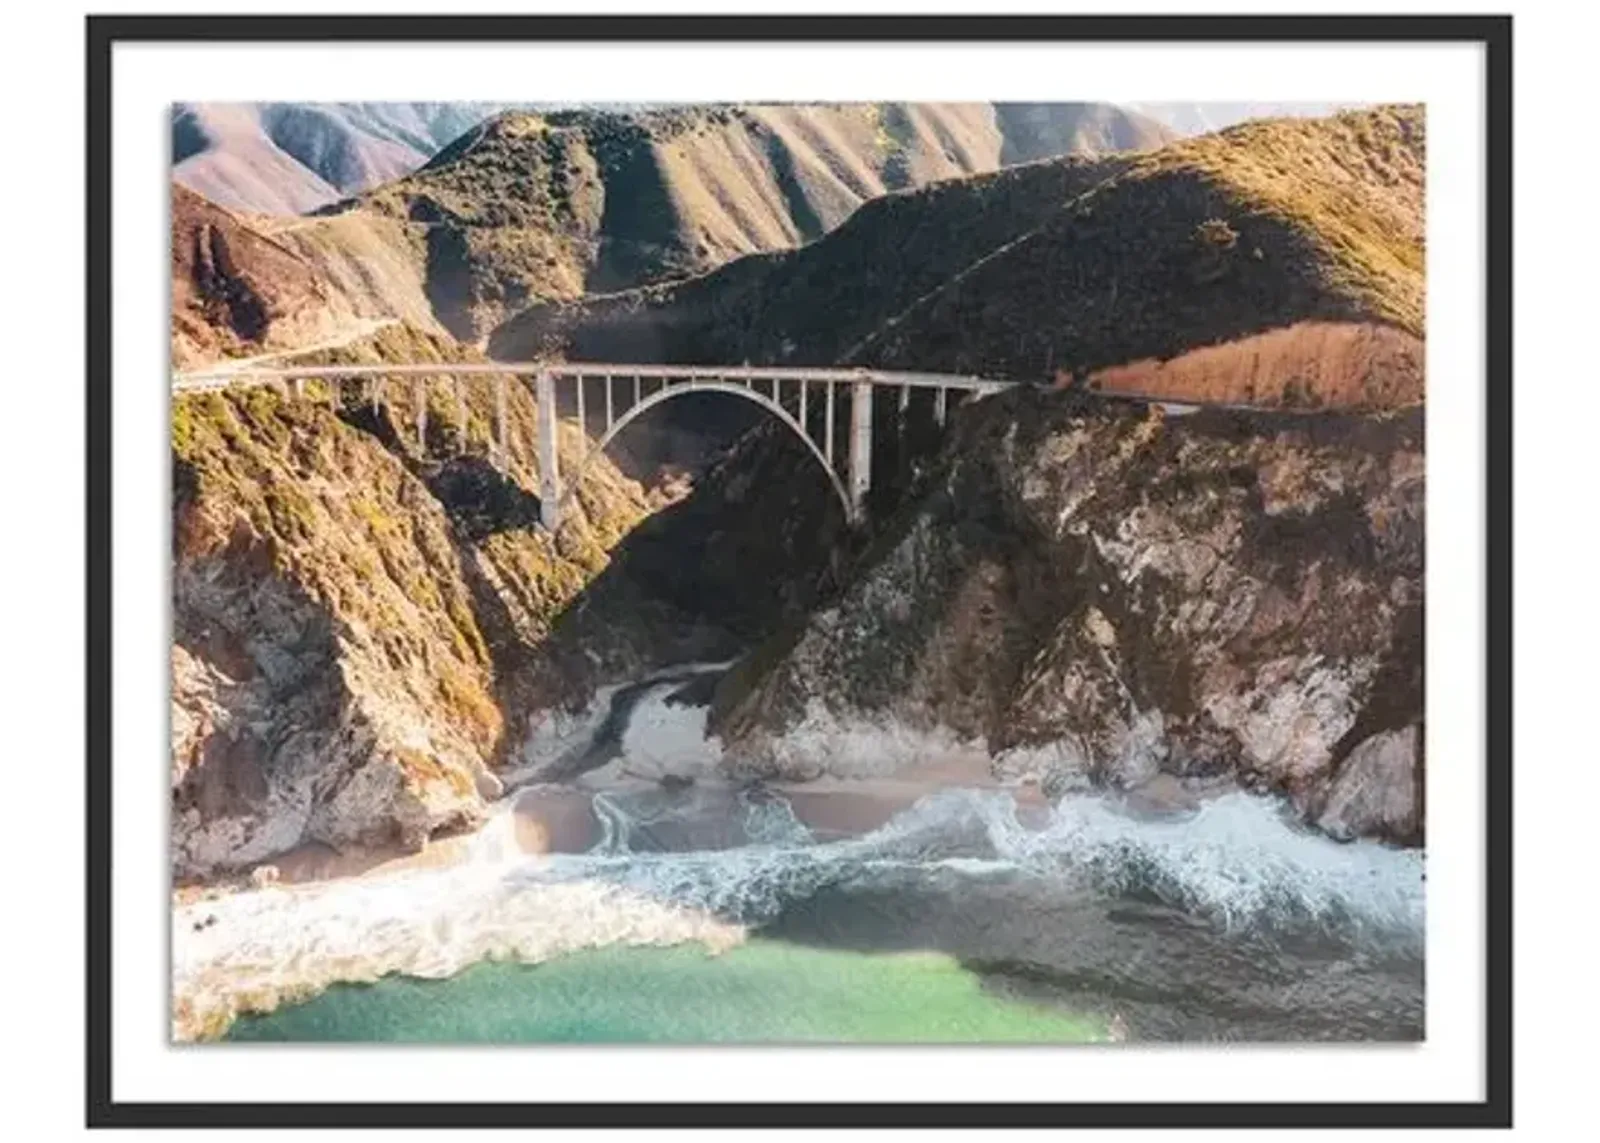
[
  {"x1": 170, "y1": 325, "x2": 658, "y2": 878},
  {"x1": 714, "y1": 388, "x2": 1424, "y2": 845}
]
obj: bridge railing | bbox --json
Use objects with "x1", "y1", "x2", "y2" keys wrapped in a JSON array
[{"x1": 171, "y1": 361, "x2": 1012, "y2": 392}]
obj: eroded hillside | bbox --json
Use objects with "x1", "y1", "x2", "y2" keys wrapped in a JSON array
[
  {"x1": 172, "y1": 185, "x2": 372, "y2": 368},
  {"x1": 173, "y1": 184, "x2": 455, "y2": 369}
]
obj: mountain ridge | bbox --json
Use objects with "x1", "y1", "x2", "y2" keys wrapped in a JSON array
[
  {"x1": 314, "y1": 102, "x2": 1174, "y2": 340},
  {"x1": 491, "y1": 105, "x2": 1424, "y2": 410},
  {"x1": 173, "y1": 102, "x2": 534, "y2": 215}
]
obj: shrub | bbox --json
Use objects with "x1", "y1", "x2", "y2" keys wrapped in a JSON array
[{"x1": 1194, "y1": 218, "x2": 1239, "y2": 249}]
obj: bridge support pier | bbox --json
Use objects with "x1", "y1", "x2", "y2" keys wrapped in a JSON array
[
  {"x1": 848, "y1": 379, "x2": 873, "y2": 524},
  {"x1": 824, "y1": 382, "x2": 835, "y2": 467},
  {"x1": 494, "y1": 375, "x2": 509, "y2": 471},
  {"x1": 536, "y1": 371, "x2": 562, "y2": 533}
]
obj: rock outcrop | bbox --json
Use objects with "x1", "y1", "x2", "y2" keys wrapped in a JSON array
[
  {"x1": 714, "y1": 387, "x2": 1424, "y2": 845},
  {"x1": 170, "y1": 325, "x2": 661, "y2": 878}
]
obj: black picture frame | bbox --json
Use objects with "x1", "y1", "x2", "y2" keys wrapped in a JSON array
[{"x1": 86, "y1": 12, "x2": 1513, "y2": 1130}]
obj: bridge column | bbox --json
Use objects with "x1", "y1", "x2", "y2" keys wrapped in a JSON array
[
  {"x1": 824, "y1": 382, "x2": 835, "y2": 466},
  {"x1": 848, "y1": 379, "x2": 873, "y2": 524},
  {"x1": 494, "y1": 374, "x2": 508, "y2": 469},
  {"x1": 536, "y1": 371, "x2": 562, "y2": 532}
]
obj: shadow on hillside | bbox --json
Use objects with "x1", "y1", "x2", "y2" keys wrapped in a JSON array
[
  {"x1": 519, "y1": 424, "x2": 855, "y2": 713},
  {"x1": 423, "y1": 456, "x2": 546, "y2": 542},
  {"x1": 405, "y1": 197, "x2": 478, "y2": 342},
  {"x1": 515, "y1": 381, "x2": 983, "y2": 728}
]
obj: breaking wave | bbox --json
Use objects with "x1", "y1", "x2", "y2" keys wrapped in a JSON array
[
  {"x1": 172, "y1": 682, "x2": 1423, "y2": 1040},
  {"x1": 524, "y1": 786, "x2": 1423, "y2": 942}
]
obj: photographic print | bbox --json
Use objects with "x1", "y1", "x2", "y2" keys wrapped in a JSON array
[
  {"x1": 82, "y1": 13, "x2": 1512, "y2": 1126},
  {"x1": 167, "y1": 93, "x2": 1427, "y2": 1046}
]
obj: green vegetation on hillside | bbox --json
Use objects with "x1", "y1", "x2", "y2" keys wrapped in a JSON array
[
  {"x1": 1132, "y1": 106, "x2": 1423, "y2": 335},
  {"x1": 322, "y1": 102, "x2": 1176, "y2": 341},
  {"x1": 489, "y1": 153, "x2": 1126, "y2": 363},
  {"x1": 171, "y1": 322, "x2": 661, "y2": 871}
]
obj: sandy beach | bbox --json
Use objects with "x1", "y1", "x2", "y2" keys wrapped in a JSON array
[{"x1": 181, "y1": 751, "x2": 1224, "y2": 899}]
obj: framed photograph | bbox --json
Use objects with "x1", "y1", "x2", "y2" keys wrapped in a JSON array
[{"x1": 88, "y1": 11, "x2": 1511, "y2": 1129}]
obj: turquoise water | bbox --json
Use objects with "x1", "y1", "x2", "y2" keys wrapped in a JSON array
[{"x1": 226, "y1": 940, "x2": 1107, "y2": 1043}]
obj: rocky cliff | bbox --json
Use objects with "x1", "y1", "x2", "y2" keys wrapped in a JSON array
[
  {"x1": 170, "y1": 324, "x2": 665, "y2": 878},
  {"x1": 713, "y1": 387, "x2": 1424, "y2": 845}
]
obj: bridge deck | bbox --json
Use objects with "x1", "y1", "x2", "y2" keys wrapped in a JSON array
[{"x1": 172, "y1": 361, "x2": 1014, "y2": 395}]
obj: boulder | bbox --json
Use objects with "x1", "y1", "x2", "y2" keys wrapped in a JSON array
[{"x1": 1315, "y1": 725, "x2": 1422, "y2": 845}]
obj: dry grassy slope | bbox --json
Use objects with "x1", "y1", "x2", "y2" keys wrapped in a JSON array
[
  {"x1": 172, "y1": 184, "x2": 371, "y2": 369},
  {"x1": 495, "y1": 107, "x2": 1423, "y2": 411},
  {"x1": 172, "y1": 102, "x2": 518, "y2": 215},
  {"x1": 258, "y1": 211, "x2": 449, "y2": 339},
  {"x1": 863, "y1": 106, "x2": 1424, "y2": 404},
  {"x1": 174, "y1": 104, "x2": 345, "y2": 215},
  {"x1": 171, "y1": 322, "x2": 656, "y2": 876},
  {"x1": 332, "y1": 103, "x2": 1170, "y2": 341},
  {"x1": 172, "y1": 185, "x2": 455, "y2": 369},
  {"x1": 489, "y1": 153, "x2": 1129, "y2": 363}
]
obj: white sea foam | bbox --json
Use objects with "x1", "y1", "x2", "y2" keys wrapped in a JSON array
[
  {"x1": 527, "y1": 786, "x2": 1424, "y2": 943},
  {"x1": 171, "y1": 827, "x2": 745, "y2": 1041},
  {"x1": 173, "y1": 684, "x2": 1424, "y2": 1039},
  {"x1": 975, "y1": 788, "x2": 1424, "y2": 937}
]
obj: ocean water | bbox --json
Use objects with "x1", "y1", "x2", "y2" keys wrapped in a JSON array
[
  {"x1": 180, "y1": 676, "x2": 1426, "y2": 1043},
  {"x1": 227, "y1": 941, "x2": 1107, "y2": 1042}
]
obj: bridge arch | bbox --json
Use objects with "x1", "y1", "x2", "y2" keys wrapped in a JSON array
[{"x1": 553, "y1": 379, "x2": 855, "y2": 524}]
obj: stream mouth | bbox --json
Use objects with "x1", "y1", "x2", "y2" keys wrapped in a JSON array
[{"x1": 176, "y1": 666, "x2": 1425, "y2": 1043}]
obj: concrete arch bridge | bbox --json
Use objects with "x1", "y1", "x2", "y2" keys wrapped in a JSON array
[{"x1": 173, "y1": 362, "x2": 1015, "y2": 530}]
